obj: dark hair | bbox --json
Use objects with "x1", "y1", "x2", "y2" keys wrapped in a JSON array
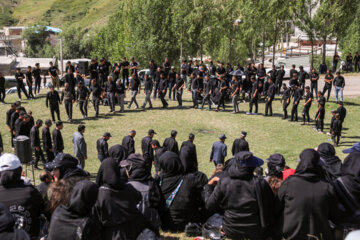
[
  {"x1": 56, "y1": 121, "x2": 63, "y2": 127},
  {"x1": 305, "y1": 86, "x2": 310, "y2": 90},
  {"x1": 36, "y1": 119, "x2": 43, "y2": 125},
  {"x1": 40, "y1": 172, "x2": 50, "y2": 182},
  {"x1": 35, "y1": 63, "x2": 39, "y2": 66},
  {"x1": 338, "y1": 101, "x2": 343, "y2": 106},
  {"x1": 151, "y1": 140, "x2": 160, "y2": 147},
  {"x1": 78, "y1": 125, "x2": 86, "y2": 132},
  {"x1": 189, "y1": 133, "x2": 195, "y2": 139},
  {"x1": 45, "y1": 119, "x2": 52, "y2": 126}
]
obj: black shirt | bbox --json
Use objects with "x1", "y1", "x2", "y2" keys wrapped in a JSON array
[
  {"x1": 163, "y1": 62, "x2": 171, "y2": 74},
  {"x1": 324, "y1": 74, "x2": 334, "y2": 88},
  {"x1": 169, "y1": 71, "x2": 176, "y2": 84},
  {"x1": 186, "y1": 64, "x2": 193, "y2": 76},
  {"x1": 310, "y1": 72, "x2": 319, "y2": 83},
  {"x1": 115, "y1": 82, "x2": 126, "y2": 94},
  {"x1": 290, "y1": 69, "x2": 298, "y2": 79},
  {"x1": 154, "y1": 71, "x2": 161, "y2": 83},
  {"x1": 216, "y1": 67, "x2": 226, "y2": 76},
  {"x1": 175, "y1": 78, "x2": 184, "y2": 90},
  {"x1": 42, "y1": 127, "x2": 52, "y2": 150},
  {"x1": 159, "y1": 78, "x2": 168, "y2": 91},
  {"x1": 293, "y1": 88, "x2": 302, "y2": 103},
  {"x1": 283, "y1": 88, "x2": 291, "y2": 101},
  {"x1": 89, "y1": 63, "x2": 98, "y2": 77},
  {"x1": 251, "y1": 82, "x2": 259, "y2": 97},
  {"x1": 144, "y1": 79, "x2": 153, "y2": 91},
  {"x1": 46, "y1": 91, "x2": 61, "y2": 107},
  {"x1": 120, "y1": 61, "x2": 130, "y2": 74},
  {"x1": 192, "y1": 78, "x2": 200, "y2": 90},
  {"x1": 267, "y1": 83, "x2": 275, "y2": 99},
  {"x1": 26, "y1": 71, "x2": 33, "y2": 85},
  {"x1": 53, "y1": 128, "x2": 64, "y2": 152},
  {"x1": 89, "y1": 84, "x2": 102, "y2": 99},
  {"x1": 48, "y1": 66, "x2": 58, "y2": 77},
  {"x1": 130, "y1": 61, "x2": 138, "y2": 75},
  {"x1": 97, "y1": 138, "x2": 109, "y2": 157},
  {"x1": 76, "y1": 86, "x2": 90, "y2": 100},
  {"x1": 141, "y1": 136, "x2": 153, "y2": 160},
  {"x1": 104, "y1": 81, "x2": 116, "y2": 93},
  {"x1": 65, "y1": 73, "x2": 76, "y2": 90},
  {"x1": 32, "y1": 68, "x2": 41, "y2": 80},
  {"x1": 122, "y1": 135, "x2": 135, "y2": 155},
  {"x1": 231, "y1": 81, "x2": 241, "y2": 94},
  {"x1": 15, "y1": 72, "x2": 25, "y2": 85},
  {"x1": 180, "y1": 64, "x2": 187, "y2": 75},
  {"x1": 298, "y1": 71, "x2": 309, "y2": 83},
  {"x1": 149, "y1": 63, "x2": 158, "y2": 77},
  {"x1": 276, "y1": 69, "x2": 285, "y2": 81},
  {"x1": 304, "y1": 91, "x2": 313, "y2": 107},
  {"x1": 0, "y1": 76, "x2": 5, "y2": 89},
  {"x1": 130, "y1": 77, "x2": 140, "y2": 91},
  {"x1": 30, "y1": 126, "x2": 41, "y2": 149},
  {"x1": 65, "y1": 65, "x2": 75, "y2": 73},
  {"x1": 333, "y1": 76, "x2": 345, "y2": 88}
]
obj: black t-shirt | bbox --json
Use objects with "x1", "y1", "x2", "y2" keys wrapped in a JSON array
[
  {"x1": 48, "y1": 66, "x2": 58, "y2": 77},
  {"x1": 324, "y1": 74, "x2": 334, "y2": 87},
  {"x1": 120, "y1": 61, "x2": 130, "y2": 73},
  {"x1": 130, "y1": 61, "x2": 138, "y2": 75},
  {"x1": 89, "y1": 84, "x2": 102, "y2": 98},
  {"x1": 0, "y1": 76, "x2": 5, "y2": 89},
  {"x1": 186, "y1": 64, "x2": 193, "y2": 76},
  {"x1": 130, "y1": 77, "x2": 140, "y2": 91},
  {"x1": 15, "y1": 72, "x2": 25, "y2": 85},
  {"x1": 144, "y1": 79, "x2": 153, "y2": 91},
  {"x1": 97, "y1": 64, "x2": 106, "y2": 75},
  {"x1": 90, "y1": 63, "x2": 98, "y2": 76},
  {"x1": 163, "y1": 62, "x2": 171, "y2": 74},
  {"x1": 116, "y1": 82, "x2": 126, "y2": 94},
  {"x1": 65, "y1": 65, "x2": 75, "y2": 73},
  {"x1": 180, "y1": 64, "x2": 187, "y2": 75},
  {"x1": 169, "y1": 71, "x2": 176, "y2": 84},
  {"x1": 32, "y1": 68, "x2": 41, "y2": 80},
  {"x1": 305, "y1": 92, "x2": 313, "y2": 107},
  {"x1": 175, "y1": 78, "x2": 184, "y2": 90},
  {"x1": 26, "y1": 71, "x2": 33, "y2": 84},
  {"x1": 232, "y1": 81, "x2": 241, "y2": 94},
  {"x1": 217, "y1": 67, "x2": 226, "y2": 76}
]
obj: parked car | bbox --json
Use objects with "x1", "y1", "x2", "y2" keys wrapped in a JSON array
[
  {"x1": 4, "y1": 77, "x2": 17, "y2": 88},
  {"x1": 6, "y1": 86, "x2": 34, "y2": 94}
]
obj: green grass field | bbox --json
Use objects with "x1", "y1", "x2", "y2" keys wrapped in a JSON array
[{"x1": 1, "y1": 87, "x2": 359, "y2": 239}]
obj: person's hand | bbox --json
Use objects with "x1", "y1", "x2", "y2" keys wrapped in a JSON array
[
  {"x1": 138, "y1": 90, "x2": 140, "y2": 94},
  {"x1": 303, "y1": 103, "x2": 306, "y2": 106},
  {"x1": 72, "y1": 100, "x2": 75, "y2": 103},
  {"x1": 208, "y1": 176, "x2": 220, "y2": 186},
  {"x1": 60, "y1": 101, "x2": 62, "y2": 105},
  {"x1": 84, "y1": 156, "x2": 87, "y2": 160},
  {"x1": 86, "y1": 97, "x2": 88, "y2": 101},
  {"x1": 295, "y1": 101, "x2": 298, "y2": 105},
  {"x1": 35, "y1": 147, "x2": 40, "y2": 151},
  {"x1": 49, "y1": 148, "x2": 53, "y2": 152},
  {"x1": 163, "y1": 90, "x2": 165, "y2": 93}
]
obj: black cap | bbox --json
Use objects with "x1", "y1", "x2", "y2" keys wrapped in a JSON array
[
  {"x1": 103, "y1": 132, "x2": 112, "y2": 137},
  {"x1": 266, "y1": 153, "x2": 286, "y2": 167},
  {"x1": 148, "y1": 129, "x2": 157, "y2": 135},
  {"x1": 241, "y1": 131, "x2": 247, "y2": 137}
]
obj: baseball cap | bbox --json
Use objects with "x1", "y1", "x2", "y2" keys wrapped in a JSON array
[
  {"x1": 235, "y1": 151, "x2": 264, "y2": 167},
  {"x1": 241, "y1": 131, "x2": 247, "y2": 137},
  {"x1": 219, "y1": 134, "x2": 227, "y2": 140},
  {"x1": 148, "y1": 129, "x2": 157, "y2": 135},
  {"x1": 0, "y1": 154, "x2": 22, "y2": 172},
  {"x1": 266, "y1": 154, "x2": 285, "y2": 167},
  {"x1": 343, "y1": 142, "x2": 360, "y2": 154},
  {"x1": 103, "y1": 132, "x2": 112, "y2": 137}
]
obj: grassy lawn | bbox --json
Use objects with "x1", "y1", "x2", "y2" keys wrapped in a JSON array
[{"x1": 1, "y1": 88, "x2": 359, "y2": 239}]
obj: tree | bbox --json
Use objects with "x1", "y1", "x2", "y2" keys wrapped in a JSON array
[{"x1": 22, "y1": 23, "x2": 55, "y2": 58}]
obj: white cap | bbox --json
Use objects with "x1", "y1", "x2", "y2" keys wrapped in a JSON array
[
  {"x1": 0, "y1": 154, "x2": 22, "y2": 172},
  {"x1": 345, "y1": 231, "x2": 360, "y2": 240}
]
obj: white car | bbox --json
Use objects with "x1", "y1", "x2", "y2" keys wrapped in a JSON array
[
  {"x1": 6, "y1": 86, "x2": 33, "y2": 94},
  {"x1": 266, "y1": 63, "x2": 310, "y2": 79}
]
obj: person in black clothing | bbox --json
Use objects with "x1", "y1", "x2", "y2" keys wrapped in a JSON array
[
  {"x1": 122, "y1": 130, "x2": 136, "y2": 155},
  {"x1": 65, "y1": 61, "x2": 75, "y2": 73},
  {"x1": 332, "y1": 114, "x2": 342, "y2": 146},
  {"x1": 332, "y1": 52, "x2": 340, "y2": 72},
  {"x1": 159, "y1": 73, "x2": 169, "y2": 108},
  {"x1": 61, "y1": 83, "x2": 75, "y2": 122},
  {"x1": 333, "y1": 71, "x2": 345, "y2": 103},
  {"x1": 200, "y1": 74, "x2": 212, "y2": 110},
  {"x1": 162, "y1": 57, "x2": 171, "y2": 77},
  {"x1": 206, "y1": 151, "x2": 274, "y2": 240},
  {"x1": 329, "y1": 110, "x2": 337, "y2": 136},
  {"x1": 127, "y1": 74, "x2": 141, "y2": 109},
  {"x1": 89, "y1": 79, "x2": 102, "y2": 116},
  {"x1": 130, "y1": 56, "x2": 139, "y2": 76},
  {"x1": 163, "y1": 130, "x2": 179, "y2": 154},
  {"x1": 142, "y1": 74, "x2": 153, "y2": 109},
  {"x1": 141, "y1": 129, "x2": 156, "y2": 172},
  {"x1": 15, "y1": 68, "x2": 30, "y2": 101},
  {"x1": 289, "y1": 73, "x2": 299, "y2": 87},
  {"x1": 247, "y1": 76, "x2": 260, "y2": 115},
  {"x1": 48, "y1": 180, "x2": 102, "y2": 240},
  {"x1": 0, "y1": 154, "x2": 45, "y2": 240},
  {"x1": 48, "y1": 62, "x2": 60, "y2": 90},
  {"x1": 13, "y1": 111, "x2": 25, "y2": 138},
  {"x1": 298, "y1": 66, "x2": 309, "y2": 92},
  {"x1": 265, "y1": 78, "x2": 275, "y2": 116},
  {"x1": 290, "y1": 85, "x2": 302, "y2": 122},
  {"x1": 97, "y1": 58, "x2": 108, "y2": 86},
  {"x1": 113, "y1": 79, "x2": 125, "y2": 112},
  {"x1": 76, "y1": 81, "x2": 89, "y2": 119},
  {"x1": 231, "y1": 131, "x2": 250, "y2": 156},
  {"x1": 302, "y1": 86, "x2": 313, "y2": 125},
  {"x1": 314, "y1": 91, "x2": 326, "y2": 133},
  {"x1": 32, "y1": 63, "x2": 42, "y2": 95},
  {"x1": 337, "y1": 101, "x2": 346, "y2": 123},
  {"x1": 17, "y1": 114, "x2": 31, "y2": 137},
  {"x1": 52, "y1": 121, "x2": 64, "y2": 156},
  {"x1": 168, "y1": 67, "x2": 176, "y2": 100},
  {"x1": 354, "y1": 52, "x2": 360, "y2": 72},
  {"x1": 120, "y1": 57, "x2": 130, "y2": 86},
  {"x1": 275, "y1": 65, "x2": 285, "y2": 95},
  {"x1": 316, "y1": 142, "x2": 342, "y2": 181},
  {"x1": 25, "y1": 66, "x2": 34, "y2": 99},
  {"x1": 89, "y1": 59, "x2": 98, "y2": 83},
  {"x1": 230, "y1": 76, "x2": 241, "y2": 114},
  {"x1": 6, "y1": 104, "x2": 16, "y2": 147},
  {"x1": 186, "y1": 60, "x2": 193, "y2": 90},
  {"x1": 0, "y1": 72, "x2": 5, "y2": 103},
  {"x1": 105, "y1": 76, "x2": 116, "y2": 113},
  {"x1": 0, "y1": 202, "x2": 30, "y2": 240},
  {"x1": 42, "y1": 119, "x2": 54, "y2": 162},
  {"x1": 179, "y1": 133, "x2": 198, "y2": 173},
  {"x1": 151, "y1": 140, "x2": 166, "y2": 174},
  {"x1": 277, "y1": 149, "x2": 340, "y2": 240},
  {"x1": 97, "y1": 132, "x2": 112, "y2": 162},
  {"x1": 112, "y1": 62, "x2": 120, "y2": 81},
  {"x1": 149, "y1": 59, "x2": 158, "y2": 80},
  {"x1": 310, "y1": 68, "x2": 319, "y2": 98},
  {"x1": 191, "y1": 73, "x2": 201, "y2": 109},
  {"x1": 323, "y1": 69, "x2": 334, "y2": 101},
  {"x1": 172, "y1": 73, "x2": 184, "y2": 108},
  {"x1": 346, "y1": 52, "x2": 353, "y2": 72},
  {"x1": 64, "y1": 69, "x2": 76, "y2": 93},
  {"x1": 267, "y1": 65, "x2": 277, "y2": 84},
  {"x1": 30, "y1": 119, "x2": 45, "y2": 169},
  {"x1": 153, "y1": 67, "x2": 162, "y2": 99},
  {"x1": 46, "y1": 86, "x2": 61, "y2": 122},
  {"x1": 290, "y1": 64, "x2": 298, "y2": 80},
  {"x1": 217, "y1": 76, "x2": 228, "y2": 112}
]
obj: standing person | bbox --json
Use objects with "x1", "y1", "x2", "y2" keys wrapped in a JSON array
[
  {"x1": 120, "y1": 57, "x2": 130, "y2": 86},
  {"x1": 333, "y1": 71, "x2": 345, "y2": 103},
  {"x1": 346, "y1": 52, "x2": 353, "y2": 72},
  {"x1": 46, "y1": 85, "x2": 61, "y2": 122},
  {"x1": 76, "y1": 82, "x2": 89, "y2": 119},
  {"x1": 115, "y1": 79, "x2": 126, "y2": 112},
  {"x1": 112, "y1": 62, "x2": 121, "y2": 81},
  {"x1": 97, "y1": 58, "x2": 107, "y2": 86},
  {"x1": 0, "y1": 72, "x2": 5, "y2": 103},
  {"x1": 179, "y1": 133, "x2": 198, "y2": 173},
  {"x1": 130, "y1": 56, "x2": 139, "y2": 76},
  {"x1": 65, "y1": 61, "x2": 75, "y2": 73},
  {"x1": 231, "y1": 131, "x2": 249, "y2": 155},
  {"x1": 298, "y1": 66, "x2": 309, "y2": 92},
  {"x1": 89, "y1": 79, "x2": 102, "y2": 117},
  {"x1": 104, "y1": 76, "x2": 116, "y2": 113},
  {"x1": 163, "y1": 130, "x2": 179, "y2": 154},
  {"x1": 122, "y1": 130, "x2": 136, "y2": 155},
  {"x1": 186, "y1": 60, "x2": 193, "y2": 90},
  {"x1": 42, "y1": 119, "x2": 54, "y2": 162},
  {"x1": 191, "y1": 73, "x2": 200, "y2": 109},
  {"x1": 142, "y1": 74, "x2": 153, "y2": 109},
  {"x1": 89, "y1": 59, "x2": 99, "y2": 83},
  {"x1": 48, "y1": 62, "x2": 60, "y2": 90},
  {"x1": 314, "y1": 92, "x2": 326, "y2": 133},
  {"x1": 25, "y1": 66, "x2": 35, "y2": 99},
  {"x1": 172, "y1": 73, "x2": 184, "y2": 108},
  {"x1": 168, "y1": 67, "x2": 176, "y2": 100},
  {"x1": 97, "y1": 132, "x2": 111, "y2": 162},
  {"x1": 64, "y1": 69, "x2": 76, "y2": 93},
  {"x1": 310, "y1": 68, "x2": 319, "y2": 98},
  {"x1": 290, "y1": 85, "x2": 302, "y2": 122},
  {"x1": 141, "y1": 129, "x2": 156, "y2": 172},
  {"x1": 52, "y1": 121, "x2": 64, "y2": 156},
  {"x1": 277, "y1": 149, "x2": 340, "y2": 240},
  {"x1": 332, "y1": 114, "x2": 342, "y2": 147},
  {"x1": 333, "y1": 52, "x2": 340, "y2": 72},
  {"x1": 149, "y1": 59, "x2": 158, "y2": 80},
  {"x1": 217, "y1": 76, "x2": 228, "y2": 112},
  {"x1": 153, "y1": 67, "x2": 162, "y2": 99},
  {"x1": 231, "y1": 76, "x2": 240, "y2": 114},
  {"x1": 180, "y1": 59, "x2": 187, "y2": 86},
  {"x1": 323, "y1": 69, "x2": 334, "y2": 101},
  {"x1": 72, "y1": 125, "x2": 87, "y2": 169},
  {"x1": 6, "y1": 104, "x2": 16, "y2": 148},
  {"x1": 159, "y1": 73, "x2": 169, "y2": 108},
  {"x1": 61, "y1": 83, "x2": 75, "y2": 122},
  {"x1": 30, "y1": 119, "x2": 45, "y2": 170},
  {"x1": 162, "y1": 57, "x2": 171, "y2": 77},
  {"x1": 32, "y1": 63, "x2": 42, "y2": 95},
  {"x1": 246, "y1": 76, "x2": 259, "y2": 115},
  {"x1": 289, "y1": 73, "x2": 299, "y2": 87},
  {"x1": 267, "y1": 65, "x2": 277, "y2": 85},
  {"x1": 15, "y1": 68, "x2": 30, "y2": 101},
  {"x1": 127, "y1": 74, "x2": 141, "y2": 109},
  {"x1": 302, "y1": 86, "x2": 313, "y2": 125},
  {"x1": 275, "y1": 65, "x2": 285, "y2": 95},
  {"x1": 210, "y1": 134, "x2": 227, "y2": 166},
  {"x1": 265, "y1": 78, "x2": 275, "y2": 116},
  {"x1": 354, "y1": 52, "x2": 360, "y2": 72},
  {"x1": 201, "y1": 74, "x2": 212, "y2": 110},
  {"x1": 337, "y1": 101, "x2": 347, "y2": 123},
  {"x1": 151, "y1": 140, "x2": 166, "y2": 174},
  {"x1": 290, "y1": 64, "x2": 298, "y2": 80}
]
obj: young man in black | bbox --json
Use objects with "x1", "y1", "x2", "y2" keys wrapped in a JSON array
[
  {"x1": 89, "y1": 59, "x2": 98, "y2": 83},
  {"x1": 61, "y1": 83, "x2": 75, "y2": 122},
  {"x1": 314, "y1": 91, "x2": 326, "y2": 133},
  {"x1": 141, "y1": 74, "x2": 153, "y2": 109},
  {"x1": 15, "y1": 68, "x2": 30, "y2": 101},
  {"x1": 180, "y1": 60, "x2": 187, "y2": 87},
  {"x1": 201, "y1": 74, "x2": 212, "y2": 110},
  {"x1": 310, "y1": 68, "x2": 319, "y2": 98},
  {"x1": 332, "y1": 114, "x2": 342, "y2": 147},
  {"x1": 158, "y1": 73, "x2": 169, "y2": 108},
  {"x1": 0, "y1": 72, "x2": 5, "y2": 103},
  {"x1": 298, "y1": 66, "x2": 309, "y2": 92},
  {"x1": 97, "y1": 132, "x2": 112, "y2": 162},
  {"x1": 76, "y1": 81, "x2": 90, "y2": 119},
  {"x1": 265, "y1": 78, "x2": 275, "y2": 116},
  {"x1": 302, "y1": 86, "x2": 313, "y2": 125},
  {"x1": 65, "y1": 68, "x2": 76, "y2": 93},
  {"x1": 141, "y1": 129, "x2": 156, "y2": 172},
  {"x1": 32, "y1": 63, "x2": 42, "y2": 95},
  {"x1": 120, "y1": 57, "x2": 130, "y2": 85},
  {"x1": 290, "y1": 64, "x2": 298, "y2": 80},
  {"x1": 149, "y1": 59, "x2": 157, "y2": 80},
  {"x1": 192, "y1": 73, "x2": 201, "y2": 109},
  {"x1": 48, "y1": 62, "x2": 60, "y2": 90},
  {"x1": 162, "y1": 57, "x2": 171, "y2": 77},
  {"x1": 104, "y1": 76, "x2": 116, "y2": 113},
  {"x1": 30, "y1": 119, "x2": 45, "y2": 169},
  {"x1": 217, "y1": 76, "x2": 228, "y2": 112},
  {"x1": 168, "y1": 67, "x2": 176, "y2": 100},
  {"x1": 172, "y1": 73, "x2": 184, "y2": 108},
  {"x1": 275, "y1": 65, "x2": 285, "y2": 95},
  {"x1": 231, "y1": 76, "x2": 241, "y2": 114},
  {"x1": 115, "y1": 79, "x2": 126, "y2": 112},
  {"x1": 153, "y1": 67, "x2": 162, "y2": 99},
  {"x1": 354, "y1": 52, "x2": 360, "y2": 72},
  {"x1": 97, "y1": 58, "x2": 107, "y2": 86},
  {"x1": 122, "y1": 130, "x2": 136, "y2": 155},
  {"x1": 45, "y1": 85, "x2": 61, "y2": 122},
  {"x1": 281, "y1": 83, "x2": 291, "y2": 119},
  {"x1": 89, "y1": 79, "x2": 103, "y2": 116},
  {"x1": 246, "y1": 76, "x2": 259, "y2": 115},
  {"x1": 127, "y1": 73, "x2": 141, "y2": 109},
  {"x1": 130, "y1": 56, "x2": 139, "y2": 77},
  {"x1": 25, "y1": 66, "x2": 34, "y2": 99},
  {"x1": 186, "y1": 60, "x2": 193, "y2": 90},
  {"x1": 336, "y1": 101, "x2": 346, "y2": 123},
  {"x1": 290, "y1": 85, "x2": 302, "y2": 122},
  {"x1": 346, "y1": 52, "x2": 353, "y2": 72},
  {"x1": 42, "y1": 119, "x2": 54, "y2": 162},
  {"x1": 52, "y1": 121, "x2": 64, "y2": 156},
  {"x1": 323, "y1": 69, "x2": 334, "y2": 101},
  {"x1": 333, "y1": 52, "x2": 340, "y2": 72}
]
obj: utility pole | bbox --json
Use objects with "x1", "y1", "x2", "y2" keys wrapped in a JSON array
[{"x1": 59, "y1": 38, "x2": 63, "y2": 77}]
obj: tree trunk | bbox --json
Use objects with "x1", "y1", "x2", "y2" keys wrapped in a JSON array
[
  {"x1": 322, "y1": 36, "x2": 326, "y2": 65},
  {"x1": 229, "y1": 37, "x2": 232, "y2": 65},
  {"x1": 180, "y1": 31, "x2": 183, "y2": 63},
  {"x1": 249, "y1": 40, "x2": 254, "y2": 63},
  {"x1": 262, "y1": 30, "x2": 265, "y2": 65},
  {"x1": 272, "y1": 19, "x2": 278, "y2": 65},
  {"x1": 311, "y1": 37, "x2": 314, "y2": 69}
]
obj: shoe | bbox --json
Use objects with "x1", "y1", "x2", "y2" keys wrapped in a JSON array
[
  {"x1": 141, "y1": 105, "x2": 145, "y2": 109},
  {"x1": 252, "y1": 113, "x2": 258, "y2": 115},
  {"x1": 134, "y1": 106, "x2": 138, "y2": 109},
  {"x1": 264, "y1": 114, "x2": 268, "y2": 116},
  {"x1": 232, "y1": 111, "x2": 236, "y2": 114},
  {"x1": 206, "y1": 108, "x2": 211, "y2": 111},
  {"x1": 318, "y1": 131, "x2": 324, "y2": 134},
  {"x1": 127, "y1": 105, "x2": 131, "y2": 109},
  {"x1": 301, "y1": 122, "x2": 306, "y2": 125},
  {"x1": 306, "y1": 122, "x2": 310, "y2": 125},
  {"x1": 148, "y1": 106, "x2": 153, "y2": 109},
  {"x1": 246, "y1": 112, "x2": 251, "y2": 115},
  {"x1": 312, "y1": 127, "x2": 318, "y2": 131}
]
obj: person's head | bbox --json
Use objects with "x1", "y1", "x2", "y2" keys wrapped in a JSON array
[
  {"x1": 35, "y1": 119, "x2": 43, "y2": 128},
  {"x1": 45, "y1": 119, "x2": 52, "y2": 128},
  {"x1": 266, "y1": 153, "x2": 286, "y2": 178},
  {"x1": 219, "y1": 134, "x2": 227, "y2": 142},
  {"x1": 48, "y1": 153, "x2": 84, "y2": 181},
  {"x1": 258, "y1": 82, "x2": 263, "y2": 88},
  {"x1": 0, "y1": 154, "x2": 23, "y2": 186},
  {"x1": 335, "y1": 113, "x2": 340, "y2": 120},
  {"x1": 64, "y1": 82, "x2": 69, "y2": 89},
  {"x1": 16, "y1": 68, "x2": 21, "y2": 73},
  {"x1": 348, "y1": 52, "x2": 351, "y2": 56},
  {"x1": 326, "y1": 69, "x2": 331, "y2": 74},
  {"x1": 129, "y1": 129, "x2": 136, "y2": 137},
  {"x1": 317, "y1": 91, "x2": 323, "y2": 98},
  {"x1": 205, "y1": 74, "x2": 210, "y2": 81},
  {"x1": 305, "y1": 86, "x2": 310, "y2": 93},
  {"x1": 10, "y1": 103, "x2": 16, "y2": 110},
  {"x1": 107, "y1": 76, "x2": 112, "y2": 82},
  {"x1": 338, "y1": 101, "x2": 343, "y2": 107},
  {"x1": 282, "y1": 83, "x2": 287, "y2": 90},
  {"x1": 336, "y1": 71, "x2": 341, "y2": 77},
  {"x1": 189, "y1": 133, "x2": 195, "y2": 142},
  {"x1": 123, "y1": 57, "x2": 127, "y2": 62},
  {"x1": 259, "y1": 63, "x2": 263, "y2": 69},
  {"x1": 39, "y1": 171, "x2": 52, "y2": 183},
  {"x1": 49, "y1": 61, "x2": 54, "y2": 67},
  {"x1": 299, "y1": 66, "x2": 303, "y2": 71},
  {"x1": 251, "y1": 76, "x2": 256, "y2": 82},
  {"x1": 35, "y1": 63, "x2": 40, "y2": 69},
  {"x1": 292, "y1": 73, "x2": 298, "y2": 80},
  {"x1": 267, "y1": 78, "x2": 273, "y2": 84},
  {"x1": 56, "y1": 121, "x2": 63, "y2": 130},
  {"x1": 27, "y1": 66, "x2": 31, "y2": 72},
  {"x1": 292, "y1": 64, "x2": 296, "y2": 69},
  {"x1": 331, "y1": 110, "x2": 337, "y2": 116},
  {"x1": 160, "y1": 73, "x2": 165, "y2": 79},
  {"x1": 131, "y1": 73, "x2": 136, "y2": 79},
  {"x1": 103, "y1": 132, "x2": 112, "y2": 141},
  {"x1": 77, "y1": 81, "x2": 83, "y2": 88},
  {"x1": 165, "y1": 57, "x2": 168, "y2": 63},
  {"x1": 23, "y1": 114, "x2": 30, "y2": 122},
  {"x1": 130, "y1": 56, "x2": 135, "y2": 62},
  {"x1": 156, "y1": 67, "x2": 161, "y2": 72},
  {"x1": 67, "y1": 61, "x2": 71, "y2": 66},
  {"x1": 50, "y1": 85, "x2": 54, "y2": 92},
  {"x1": 151, "y1": 140, "x2": 160, "y2": 149},
  {"x1": 241, "y1": 131, "x2": 247, "y2": 139},
  {"x1": 232, "y1": 76, "x2": 237, "y2": 82},
  {"x1": 144, "y1": 74, "x2": 149, "y2": 80},
  {"x1": 312, "y1": 68, "x2": 316, "y2": 73},
  {"x1": 280, "y1": 65, "x2": 284, "y2": 70},
  {"x1": 67, "y1": 68, "x2": 72, "y2": 74},
  {"x1": 91, "y1": 79, "x2": 96, "y2": 86},
  {"x1": 176, "y1": 73, "x2": 180, "y2": 79},
  {"x1": 148, "y1": 129, "x2": 156, "y2": 138},
  {"x1": 296, "y1": 149, "x2": 323, "y2": 175},
  {"x1": 171, "y1": 130, "x2": 177, "y2": 138},
  {"x1": 78, "y1": 125, "x2": 86, "y2": 134}
]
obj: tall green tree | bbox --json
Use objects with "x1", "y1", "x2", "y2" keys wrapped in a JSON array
[{"x1": 22, "y1": 23, "x2": 55, "y2": 58}]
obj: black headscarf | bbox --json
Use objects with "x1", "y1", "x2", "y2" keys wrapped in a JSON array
[
  {"x1": 295, "y1": 149, "x2": 324, "y2": 180},
  {"x1": 159, "y1": 151, "x2": 184, "y2": 195},
  {"x1": 267, "y1": 154, "x2": 286, "y2": 179},
  {"x1": 109, "y1": 145, "x2": 127, "y2": 164},
  {"x1": 68, "y1": 180, "x2": 99, "y2": 217},
  {"x1": 179, "y1": 145, "x2": 198, "y2": 174},
  {"x1": 96, "y1": 158, "x2": 126, "y2": 190},
  {"x1": 317, "y1": 143, "x2": 342, "y2": 181},
  {"x1": 54, "y1": 153, "x2": 87, "y2": 180},
  {"x1": 126, "y1": 154, "x2": 152, "y2": 182},
  {"x1": 0, "y1": 167, "x2": 23, "y2": 187},
  {"x1": 341, "y1": 152, "x2": 360, "y2": 203},
  {"x1": 227, "y1": 152, "x2": 256, "y2": 180}
]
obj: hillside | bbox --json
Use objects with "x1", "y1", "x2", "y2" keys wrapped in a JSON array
[{"x1": 0, "y1": 0, "x2": 121, "y2": 29}]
